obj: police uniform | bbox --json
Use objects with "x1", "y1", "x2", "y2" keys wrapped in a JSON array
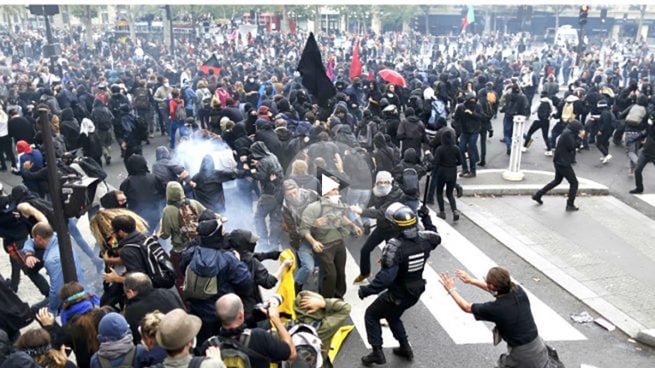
[{"x1": 358, "y1": 203, "x2": 441, "y2": 366}]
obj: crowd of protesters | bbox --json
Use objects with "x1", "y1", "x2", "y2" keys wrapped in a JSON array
[{"x1": 0, "y1": 12, "x2": 654, "y2": 368}]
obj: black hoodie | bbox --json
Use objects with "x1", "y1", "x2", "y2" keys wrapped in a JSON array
[
  {"x1": 119, "y1": 155, "x2": 164, "y2": 217},
  {"x1": 373, "y1": 132, "x2": 396, "y2": 173},
  {"x1": 554, "y1": 121, "x2": 583, "y2": 167},
  {"x1": 191, "y1": 155, "x2": 237, "y2": 213}
]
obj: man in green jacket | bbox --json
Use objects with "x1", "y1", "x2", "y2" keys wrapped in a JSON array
[{"x1": 300, "y1": 183, "x2": 362, "y2": 299}]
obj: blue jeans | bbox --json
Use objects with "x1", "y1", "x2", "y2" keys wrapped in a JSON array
[
  {"x1": 550, "y1": 122, "x2": 566, "y2": 149},
  {"x1": 168, "y1": 120, "x2": 187, "y2": 149},
  {"x1": 459, "y1": 132, "x2": 479, "y2": 174},
  {"x1": 625, "y1": 130, "x2": 642, "y2": 170},
  {"x1": 254, "y1": 194, "x2": 283, "y2": 251},
  {"x1": 344, "y1": 188, "x2": 371, "y2": 226},
  {"x1": 294, "y1": 240, "x2": 315, "y2": 287},
  {"x1": 68, "y1": 218, "x2": 97, "y2": 262},
  {"x1": 503, "y1": 115, "x2": 514, "y2": 150}
]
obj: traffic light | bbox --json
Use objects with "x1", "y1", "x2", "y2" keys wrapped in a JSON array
[
  {"x1": 579, "y1": 5, "x2": 589, "y2": 26},
  {"x1": 600, "y1": 8, "x2": 607, "y2": 23}
]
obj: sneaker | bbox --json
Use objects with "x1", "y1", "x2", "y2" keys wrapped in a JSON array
[
  {"x1": 453, "y1": 210, "x2": 460, "y2": 221},
  {"x1": 460, "y1": 172, "x2": 476, "y2": 178},
  {"x1": 459, "y1": 171, "x2": 470, "y2": 177},
  {"x1": 353, "y1": 274, "x2": 370, "y2": 284},
  {"x1": 521, "y1": 146, "x2": 528, "y2": 153},
  {"x1": 544, "y1": 150, "x2": 553, "y2": 156},
  {"x1": 629, "y1": 188, "x2": 644, "y2": 194},
  {"x1": 602, "y1": 154, "x2": 612, "y2": 164},
  {"x1": 525, "y1": 138, "x2": 534, "y2": 148},
  {"x1": 477, "y1": 160, "x2": 486, "y2": 167},
  {"x1": 437, "y1": 211, "x2": 446, "y2": 219},
  {"x1": 565, "y1": 204, "x2": 579, "y2": 212}
]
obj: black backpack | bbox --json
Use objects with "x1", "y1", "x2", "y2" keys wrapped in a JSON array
[
  {"x1": 401, "y1": 168, "x2": 420, "y2": 197},
  {"x1": 537, "y1": 101, "x2": 552, "y2": 121},
  {"x1": 124, "y1": 236, "x2": 176, "y2": 289},
  {"x1": 135, "y1": 115, "x2": 149, "y2": 142},
  {"x1": 133, "y1": 88, "x2": 151, "y2": 110}
]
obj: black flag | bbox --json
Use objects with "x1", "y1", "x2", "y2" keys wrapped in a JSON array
[{"x1": 296, "y1": 33, "x2": 336, "y2": 107}]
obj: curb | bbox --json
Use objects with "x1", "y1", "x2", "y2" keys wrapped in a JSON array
[
  {"x1": 459, "y1": 200, "x2": 654, "y2": 347},
  {"x1": 458, "y1": 169, "x2": 610, "y2": 196}
]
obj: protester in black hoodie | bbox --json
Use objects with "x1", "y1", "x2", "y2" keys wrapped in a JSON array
[
  {"x1": 191, "y1": 154, "x2": 239, "y2": 214},
  {"x1": 629, "y1": 120, "x2": 655, "y2": 194},
  {"x1": 397, "y1": 107, "x2": 426, "y2": 156},
  {"x1": 60, "y1": 107, "x2": 80, "y2": 151},
  {"x1": 434, "y1": 129, "x2": 461, "y2": 221},
  {"x1": 533, "y1": 120, "x2": 585, "y2": 211},
  {"x1": 119, "y1": 155, "x2": 165, "y2": 229},
  {"x1": 372, "y1": 132, "x2": 396, "y2": 174}
]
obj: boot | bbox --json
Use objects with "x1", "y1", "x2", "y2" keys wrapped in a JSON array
[
  {"x1": 453, "y1": 210, "x2": 461, "y2": 222},
  {"x1": 531, "y1": 193, "x2": 543, "y2": 205},
  {"x1": 437, "y1": 211, "x2": 446, "y2": 220},
  {"x1": 361, "y1": 346, "x2": 386, "y2": 366},
  {"x1": 393, "y1": 341, "x2": 414, "y2": 361}
]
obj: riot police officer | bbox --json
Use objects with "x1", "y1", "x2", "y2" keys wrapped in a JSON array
[{"x1": 358, "y1": 203, "x2": 441, "y2": 366}]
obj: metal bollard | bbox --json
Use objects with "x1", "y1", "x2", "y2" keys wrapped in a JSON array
[{"x1": 502, "y1": 115, "x2": 526, "y2": 182}]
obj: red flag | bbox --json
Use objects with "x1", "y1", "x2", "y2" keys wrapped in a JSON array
[{"x1": 350, "y1": 39, "x2": 362, "y2": 81}]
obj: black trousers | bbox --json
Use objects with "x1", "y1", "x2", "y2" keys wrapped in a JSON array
[
  {"x1": 359, "y1": 227, "x2": 396, "y2": 276},
  {"x1": 365, "y1": 291, "x2": 419, "y2": 347},
  {"x1": 524, "y1": 119, "x2": 550, "y2": 150},
  {"x1": 316, "y1": 240, "x2": 347, "y2": 299},
  {"x1": 537, "y1": 164, "x2": 578, "y2": 206},
  {"x1": 0, "y1": 135, "x2": 16, "y2": 169}
]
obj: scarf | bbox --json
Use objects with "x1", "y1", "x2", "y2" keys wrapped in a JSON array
[
  {"x1": 97, "y1": 335, "x2": 134, "y2": 360},
  {"x1": 61, "y1": 294, "x2": 100, "y2": 324}
]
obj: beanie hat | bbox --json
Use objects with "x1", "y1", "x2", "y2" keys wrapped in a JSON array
[
  {"x1": 375, "y1": 171, "x2": 393, "y2": 184},
  {"x1": 98, "y1": 313, "x2": 131, "y2": 343}
]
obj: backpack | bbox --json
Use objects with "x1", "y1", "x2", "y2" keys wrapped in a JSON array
[
  {"x1": 75, "y1": 156, "x2": 108, "y2": 180},
  {"x1": 561, "y1": 101, "x2": 575, "y2": 123},
  {"x1": 124, "y1": 236, "x2": 176, "y2": 289},
  {"x1": 626, "y1": 105, "x2": 647, "y2": 127},
  {"x1": 486, "y1": 90, "x2": 497, "y2": 105},
  {"x1": 401, "y1": 168, "x2": 420, "y2": 197},
  {"x1": 537, "y1": 101, "x2": 552, "y2": 121},
  {"x1": 183, "y1": 251, "x2": 219, "y2": 300},
  {"x1": 174, "y1": 100, "x2": 187, "y2": 121},
  {"x1": 133, "y1": 88, "x2": 151, "y2": 110},
  {"x1": 98, "y1": 346, "x2": 136, "y2": 368},
  {"x1": 216, "y1": 329, "x2": 258, "y2": 368},
  {"x1": 178, "y1": 200, "x2": 199, "y2": 242}
]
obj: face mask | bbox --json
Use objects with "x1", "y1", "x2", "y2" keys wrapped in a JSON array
[
  {"x1": 164, "y1": 83, "x2": 170, "y2": 88},
  {"x1": 387, "y1": 93, "x2": 393, "y2": 98},
  {"x1": 326, "y1": 194, "x2": 341, "y2": 205},
  {"x1": 249, "y1": 78, "x2": 255, "y2": 83},
  {"x1": 373, "y1": 183, "x2": 392, "y2": 197}
]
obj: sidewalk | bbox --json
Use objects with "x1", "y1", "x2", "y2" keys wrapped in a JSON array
[
  {"x1": 459, "y1": 194, "x2": 655, "y2": 347},
  {"x1": 457, "y1": 169, "x2": 609, "y2": 196}
]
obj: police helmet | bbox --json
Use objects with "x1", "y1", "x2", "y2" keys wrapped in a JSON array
[{"x1": 385, "y1": 203, "x2": 417, "y2": 228}]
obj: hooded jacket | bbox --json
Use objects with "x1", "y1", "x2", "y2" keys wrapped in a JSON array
[
  {"x1": 91, "y1": 99, "x2": 115, "y2": 132},
  {"x1": 152, "y1": 146, "x2": 186, "y2": 185},
  {"x1": 554, "y1": 121, "x2": 583, "y2": 167},
  {"x1": 254, "y1": 119, "x2": 284, "y2": 159},
  {"x1": 119, "y1": 155, "x2": 164, "y2": 221},
  {"x1": 191, "y1": 155, "x2": 237, "y2": 214},
  {"x1": 249, "y1": 142, "x2": 283, "y2": 196},
  {"x1": 160, "y1": 182, "x2": 206, "y2": 251},
  {"x1": 397, "y1": 113, "x2": 426, "y2": 155},
  {"x1": 373, "y1": 132, "x2": 396, "y2": 173}
]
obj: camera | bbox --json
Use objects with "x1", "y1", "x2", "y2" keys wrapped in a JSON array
[{"x1": 255, "y1": 294, "x2": 283, "y2": 311}]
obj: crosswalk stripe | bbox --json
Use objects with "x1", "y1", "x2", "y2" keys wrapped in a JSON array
[
  {"x1": 430, "y1": 211, "x2": 587, "y2": 342},
  {"x1": 635, "y1": 194, "x2": 655, "y2": 208},
  {"x1": 343, "y1": 248, "x2": 399, "y2": 348}
]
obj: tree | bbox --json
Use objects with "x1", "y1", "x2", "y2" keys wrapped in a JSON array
[
  {"x1": 420, "y1": 5, "x2": 431, "y2": 35},
  {"x1": 381, "y1": 5, "x2": 419, "y2": 33},
  {"x1": 68, "y1": 5, "x2": 98, "y2": 49}
]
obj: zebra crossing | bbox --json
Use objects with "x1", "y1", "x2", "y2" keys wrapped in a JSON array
[{"x1": 342, "y1": 210, "x2": 586, "y2": 349}]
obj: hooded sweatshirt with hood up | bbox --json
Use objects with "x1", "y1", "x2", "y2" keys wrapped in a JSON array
[
  {"x1": 249, "y1": 142, "x2": 283, "y2": 196},
  {"x1": 191, "y1": 154, "x2": 237, "y2": 214},
  {"x1": 160, "y1": 181, "x2": 207, "y2": 251},
  {"x1": 373, "y1": 132, "x2": 396, "y2": 173},
  {"x1": 119, "y1": 155, "x2": 165, "y2": 227},
  {"x1": 152, "y1": 146, "x2": 186, "y2": 185}
]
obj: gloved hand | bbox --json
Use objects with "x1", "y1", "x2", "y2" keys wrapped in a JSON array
[
  {"x1": 488, "y1": 129, "x2": 494, "y2": 138},
  {"x1": 418, "y1": 205, "x2": 430, "y2": 219},
  {"x1": 358, "y1": 287, "x2": 368, "y2": 300}
]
